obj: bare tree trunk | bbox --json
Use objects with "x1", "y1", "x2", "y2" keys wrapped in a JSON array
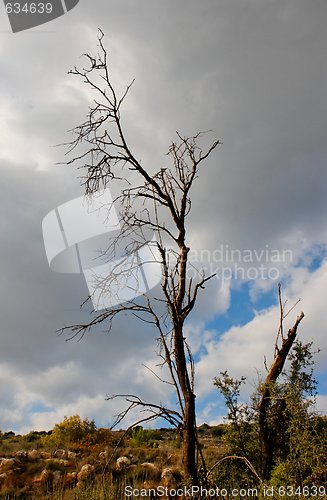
[
  {"x1": 174, "y1": 322, "x2": 197, "y2": 483},
  {"x1": 183, "y1": 393, "x2": 197, "y2": 483},
  {"x1": 258, "y1": 308, "x2": 304, "y2": 479},
  {"x1": 258, "y1": 387, "x2": 273, "y2": 480}
]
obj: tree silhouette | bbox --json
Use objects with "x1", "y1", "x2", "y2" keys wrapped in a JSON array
[{"x1": 62, "y1": 30, "x2": 220, "y2": 483}]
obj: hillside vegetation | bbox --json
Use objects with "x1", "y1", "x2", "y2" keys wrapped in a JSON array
[{"x1": 0, "y1": 415, "x2": 326, "y2": 499}]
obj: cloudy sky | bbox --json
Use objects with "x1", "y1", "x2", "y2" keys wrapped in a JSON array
[{"x1": 0, "y1": 0, "x2": 327, "y2": 433}]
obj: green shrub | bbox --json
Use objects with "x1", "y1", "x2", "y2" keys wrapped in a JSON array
[
  {"x1": 41, "y1": 415, "x2": 97, "y2": 448},
  {"x1": 211, "y1": 425, "x2": 226, "y2": 438},
  {"x1": 130, "y1": 426, "x2": 162, "y2": 446}
]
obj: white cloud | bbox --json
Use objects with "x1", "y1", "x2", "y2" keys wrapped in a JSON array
[
  {"x1": 195, "y1": 260, "x2": 327, "y2": 408},
  {"x1": 315, "y1": 395, "x2": 327, "y2": 416}
]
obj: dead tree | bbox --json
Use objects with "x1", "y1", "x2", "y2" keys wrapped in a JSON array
[
  {"x1": 258, "y1": 284, "x2": 304, "y2": 480},
  {"x1": 62, "y1": 30, "x2": 220, "y2": 483}
]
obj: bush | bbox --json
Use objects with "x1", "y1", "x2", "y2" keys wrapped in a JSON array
[
  {"x1": 94, "y1": 427, "x2": 113, "y2": 445},
  {"x1": 130, "y1": 426, "x2": 162, "y2": 446},
  {"x1": 25, "y1": 431, "x2": 41, "y2": 443},
  {"x1": 211, "y1": 425, "x2": 226, "y2": 438},
  {"x1": 41, "y1": 415, "x2": 97, "y2": 448}
]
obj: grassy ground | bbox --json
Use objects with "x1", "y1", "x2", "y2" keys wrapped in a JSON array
[{"x1": 0, "y1": 423, "x2": 325, "y2": 499}]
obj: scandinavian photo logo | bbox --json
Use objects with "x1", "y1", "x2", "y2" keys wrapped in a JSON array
[
  {"x1": 42, "y1": 189, "x2": 162, "y2": 311},
  {"x1": 3, "y1": 0, "x2": 79, "y2": 33}
]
